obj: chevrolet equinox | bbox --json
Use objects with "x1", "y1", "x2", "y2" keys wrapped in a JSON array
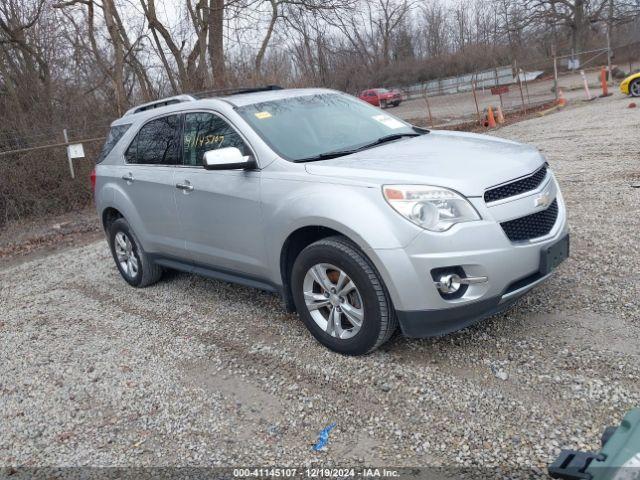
[{"x1": 93, "y1": 87, "x2": 569, "y2": 355}]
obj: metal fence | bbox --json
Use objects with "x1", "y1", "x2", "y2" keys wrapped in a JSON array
[
  {"x1": 392, "y1": 43, "x2": 640, "y2": 129},
  {"x1": 392, "y1": 62, "x2": 555, "y2": 128}
]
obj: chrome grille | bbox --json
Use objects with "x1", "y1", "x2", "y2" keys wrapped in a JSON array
[{"x1": 485, "y1": 165, "x2": 548, "y2": 203}]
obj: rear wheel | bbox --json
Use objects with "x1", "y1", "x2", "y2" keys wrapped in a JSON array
[
  {"x1": 291, "y1": 236, "x2": 397, "y2": 355},
  {"x1": 108, "y1": 218, "x2": 162, "y2": 287},
  {"x1": 630, "y1": 79, "x2": 640, "y2": 97},
  {"x1": 393, "y1": 101, "x2": 400, "y2": 107},
  {"x1": 380, "y1": 99, "x2": 388, "y2": 109}
]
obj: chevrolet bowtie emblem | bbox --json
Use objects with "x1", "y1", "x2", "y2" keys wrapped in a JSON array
[{"x1": 534, "y1": 192, "x2": 551, "y2": 208}]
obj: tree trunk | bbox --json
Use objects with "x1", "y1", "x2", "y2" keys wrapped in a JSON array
[
  {"x1": 141, "y1": 0, "x2": 189, "y2": 91},
  {"x1": 255, "y1": 0, "x2": 278, "y2": 74},
  {"x1": 103, "y1": 0, "x2": 126, "y2": 115},
  {"x1": 572, "y1": 0, "x2": 585, "y2": 64},
  {"x1": 208, "y1": 0, "x2": 225, "y2": 88},
  {"x1": 112, "y1": 3, "x2": 154, "y2": 101}
]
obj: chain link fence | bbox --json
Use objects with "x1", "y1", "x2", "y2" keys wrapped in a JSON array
[
  {"x1": 392, "y1": 43, "x2": 640, "y2": 128},
  {"x1": 391, "y1": 63, "x2": 555, "y2": 128},
  {"x1": 0, "y1": 125, "x2": 107, "y2": 227}
]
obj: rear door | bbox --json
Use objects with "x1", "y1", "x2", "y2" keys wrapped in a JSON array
[
  {"x1": 174, "y1": 111, "x2": 267, "y2": 278},
  {"x1": 117, "y1": 114, "x2": 184, "y2": 257}
]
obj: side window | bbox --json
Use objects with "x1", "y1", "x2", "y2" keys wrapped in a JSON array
[
  {"x1": 97, "y1": 124, "x2": 130, "y2": 164},
  {"x1": 182, "y1": 112, "x2": 249, "y2": 166},
  {"x1": 125, "y1": 115, "x2": 180, "y2": 165}
]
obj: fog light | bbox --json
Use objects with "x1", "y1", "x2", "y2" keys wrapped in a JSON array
[
  {"x1": 435, "y1": 273, "x2": 488, "y2": 295},
  {"x1": 436, "y1": 274, "x2": 463, "y2": 294}
]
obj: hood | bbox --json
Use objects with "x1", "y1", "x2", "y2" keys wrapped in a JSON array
[{"x1": 304, "y1": 130, "x2": 546, "y2": 197}]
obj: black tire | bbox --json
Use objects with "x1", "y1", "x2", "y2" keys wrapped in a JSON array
[
  {"x1": 630, "y1": 79, "x2": 640, "y2": 97},
  {"x1": 108, "y1": 217, "x2": 162, "y2": 288},
  {"x1": 290, "y1": 236, "x2": 397, "y2": 355},
  {"x1": 393, "y1": 101, "x2": 400, "y2": 107},
  {"x1": 380, "y1": 99, "x2": 388, "y2": 109}
]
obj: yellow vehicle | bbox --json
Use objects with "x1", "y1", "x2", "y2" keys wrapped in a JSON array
[{"x1": 620, "y1": 71, "x2": 640, "y2": 97}]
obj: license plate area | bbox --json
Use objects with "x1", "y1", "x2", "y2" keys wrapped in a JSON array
[{"x1": 540, "y1": 234, "x2": 569, "y2": 275}]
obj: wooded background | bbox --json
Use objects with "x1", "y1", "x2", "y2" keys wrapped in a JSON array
[{"x1": 1, "y1": 0, "x2": 639, "y2": 226}]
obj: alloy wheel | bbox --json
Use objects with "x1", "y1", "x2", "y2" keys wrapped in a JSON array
[
  {"x1": 114, "y1": 231, "x2": 139, "y2": 278},
  {"x1": 631, "y1": 81, "x2": 640, "y2": 97},
  {"x1": 302, "y1": 263, "x2": 364, "y2": 340}
]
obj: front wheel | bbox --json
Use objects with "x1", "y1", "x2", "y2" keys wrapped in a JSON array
[
  {"x1": 291, "y1": 236, "x2": 397, "y2": 355},
  {"x1": 630, "y1": 79, "x2": 640, "y2": 97},
  {"x1": 380, "y1": 99, "x2": 388, "y2": 109}
]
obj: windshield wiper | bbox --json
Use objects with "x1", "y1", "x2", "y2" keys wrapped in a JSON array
[
  {"x1": 294, "y1": 149, "x2": 359, "y2": 162},
  {"x1": 356, "y1": 132, "x2": 421, "y2": 151},
  {"x1": 294, "y1": 132, "x2": 423, "y2": 163}
]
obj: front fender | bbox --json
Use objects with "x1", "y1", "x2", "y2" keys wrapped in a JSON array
[{"x1": 261, "y1": 180, "x2": 422, "y2": 285}]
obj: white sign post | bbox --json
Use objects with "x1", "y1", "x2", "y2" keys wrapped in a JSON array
[{"x1": 63, "y1": 128, "x2": 85, "y2": 179}]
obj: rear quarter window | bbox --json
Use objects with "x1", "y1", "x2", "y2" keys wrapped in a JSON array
[{"x1": 96, "y1": 124, "x2": 131, "y2": 164}]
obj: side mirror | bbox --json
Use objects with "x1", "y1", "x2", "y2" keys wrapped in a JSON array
[{"x1": 203, "y1": 147, "x2": 255, "y2": 170}]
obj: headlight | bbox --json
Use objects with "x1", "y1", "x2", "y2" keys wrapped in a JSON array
[{"x1": 383, "y1": 185, "x2": 480, "y2": 232}]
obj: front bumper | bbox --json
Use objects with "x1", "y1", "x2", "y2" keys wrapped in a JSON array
[
  {"x1": 396, "y1": 261, "x2": 559, "y2": 337},
  {"x1": 370, "y1": 173, "x2": 569, "y2": 337}
]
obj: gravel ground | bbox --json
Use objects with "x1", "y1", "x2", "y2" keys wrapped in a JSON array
[{"x1": 1, "y1": 93, "x2": 639, "y2": 477}]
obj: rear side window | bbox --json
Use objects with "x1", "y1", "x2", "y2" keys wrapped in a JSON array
[
  {"x1": 125, "y1": 115, "x2": 181, "y2": 165},
  {"x1": 97, "y1": 124, "x2": 130, "y2": 164},
  {"x1": 182, "y1": 112, "x2": 249, "y2": 166}
]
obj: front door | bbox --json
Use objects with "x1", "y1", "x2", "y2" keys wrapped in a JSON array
[{"x1": 174, "y1": 111, "x2": 267, "y2": 278}]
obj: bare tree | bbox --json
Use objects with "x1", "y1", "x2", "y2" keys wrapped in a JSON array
[
  {"x1": 55, "y1": 0, "x2": 154, "y2": 114},
  {"x1": 513, "y1": 0, "x2": 638, "y2": 60},
  {"x1": 420, "y1": 0, "x2": 449, "y2": 58},
  {"x1": 0, "y1": 0, "x2": 51, "y2": 111}
]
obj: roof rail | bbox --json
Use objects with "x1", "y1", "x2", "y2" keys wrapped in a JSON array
[
  {"x1": 122, "y1": 86, "x2": 283, "y2": 117},
  {"x1": 190, "y1": 85, "x2": 283, "y2": 99},
  {"x1": 123, "y1": 94, "x2": 196, "y2": 116}
]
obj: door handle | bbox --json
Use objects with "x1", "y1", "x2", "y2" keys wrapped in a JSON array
[
  {"x1": 122, "y1": 173, "x2": 134, "y2": 182},
  {"x1": 176, "y1": 182, "x2": 194, "y2": 192}
]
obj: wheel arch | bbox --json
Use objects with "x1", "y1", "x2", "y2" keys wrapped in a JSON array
[
  {"x1": 101, "y1": 206, "x2": 124, "y2": 232},
  {"x1": 278, "y1": 223, "x2": 384, "y2": 313}
]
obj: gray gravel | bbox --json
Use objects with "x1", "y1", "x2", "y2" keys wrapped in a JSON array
[{"x1": 1, "y1": 94, "x2": 639, "y2": 476}]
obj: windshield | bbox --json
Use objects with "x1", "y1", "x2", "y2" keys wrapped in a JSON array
[{"x1": 236, "y1": 93, "x2": 417, "y2": 162}]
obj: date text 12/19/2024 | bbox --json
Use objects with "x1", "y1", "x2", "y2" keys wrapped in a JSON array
[{"x1": 233, "y1": 468, "x2": 400, "y2": 478}]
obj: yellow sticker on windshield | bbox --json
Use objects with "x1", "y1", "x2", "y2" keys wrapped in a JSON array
[{"x1": 255, "y1": 111, "x2": 272, "y2": 119}]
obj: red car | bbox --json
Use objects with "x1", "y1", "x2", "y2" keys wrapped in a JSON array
[{"x1": 358, "y1": 88, "x2": 402, "y2": 108}]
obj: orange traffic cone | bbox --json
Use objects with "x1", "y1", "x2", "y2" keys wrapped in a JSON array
[
  {"x1": 557, "y1": 88, "x2": 566, "y2": 107},
  {"x1": 600, "y1": 66, "x2": 609, "y2": 97},
  {"x1": 487, "y1": 106, "x2": 497, "y2": 128},
  {"x1": 496, "y1": 105, "x2": 505, "y2": 124}
]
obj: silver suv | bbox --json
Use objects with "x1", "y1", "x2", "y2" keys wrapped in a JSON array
[{"x1": 94, "y1": 87, "x2": 569, "y2": 355}]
